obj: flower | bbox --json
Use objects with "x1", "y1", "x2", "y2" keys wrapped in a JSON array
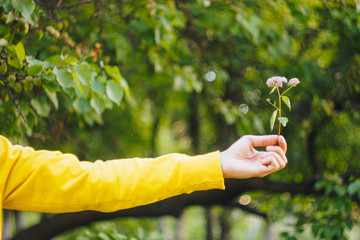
[
  {"x1": 288, "y1": 78, "x2": 300, "y2": 87},
  {"x1": 266, "y1": 76, "x2": 288, "y2": 88}
]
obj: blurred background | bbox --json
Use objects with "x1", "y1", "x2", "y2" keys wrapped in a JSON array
[{"x1": 1, "y1": 0, "x2": 360, "y2": 239}]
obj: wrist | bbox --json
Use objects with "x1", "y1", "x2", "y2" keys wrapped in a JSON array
[{"x1": 220, "y1": 151, "x2": 229, "y2": 179}]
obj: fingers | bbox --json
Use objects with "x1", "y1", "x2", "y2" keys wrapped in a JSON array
[
  {"x1": 261, "y1": 156, "x2": 280, "y2": 168},
  {"x1": 266, "y1": 146, "x2": 287, "y2": 164},
  {"x1": 267, "y1": 151, "x2": 286, "y2": 168},
  {"x1": 278, "y1": 135, "x2": 287, "y2": 153},
  {"x1": 260, "y1": 155, "x2": 282, "y2": 178},
  {"x1": 246, "y1": 135, "x2": 279, "y2": 147},
  {"x1": 261, "y1": 147, "x2": 287, "y2": 172}
]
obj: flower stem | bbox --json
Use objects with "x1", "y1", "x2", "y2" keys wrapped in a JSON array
[
  {"x1": 267, "y1": 101, "x2": 280, "y2": 110},
  {"x1": 280, "y1": 86, "x2": 293, "y2": 96},
  {"x1": 277, "y1": 87, "x2": 281, "y2": 136}
]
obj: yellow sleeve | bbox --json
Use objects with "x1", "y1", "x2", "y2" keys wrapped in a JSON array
[{"x1": 0, "y1": 135, "x2": 225, "y2": 213}]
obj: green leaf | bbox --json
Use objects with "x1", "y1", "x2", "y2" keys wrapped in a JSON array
[
  {"x1": 44, "y1": 82, "x2": 60, "y2": 92},
  {"x1": 62, "y1": 87, "x2": 75, "y2": 96},
  {"x1": 5, "y1": 44, "x2": 21, "y2": 68},
  {"x1": 270, "y1": 86, "x2": 276, "y2": 94},
  {"x1": 121, "y1": 78, "x2": 129, "y2": 93},
  {"x1": 91, "y1": 76, "x2": 106, "y2": 95},
  {"x1": 71, "y1": 70, "x2": 85, "y2": 95},
  {"x1": 45, "y1": 55, "x2": 61, "y2": 68},
  {"x1": 83, "y1": 111, "x2": 103, "y2": 126},
  {"x1": 348, "y1": 179, "x2": 360, "y2": 196},
  {"x1": 270, "y1": 110, "x2": 278, "y2": 131},
  {"x1": 42, "y1": 71, "x2": 56, "y2": 82},
  {"x1": 104, "y1": 65, "x2": 122, "y2": 82},
  {"x1": 15, "y1": 42, "x2": 25, "y2": 62},
  {"x1": 104, "y1": 99, "x2": 113, "y2": 109},
  {"x1": 63, "y1": 56, "x2": 79, "y2": 65},
  {"x1": 11, "y1": 0, "x2": 36, "y2": 24},
  {"x1": 278, "y1": 117, "x2": 288, "y2": 127},
  {"x1": 75, "y1": 62, "x2": 95, "y2": 87},
  {"x1": 5, "y1": 42, "x2": 25, "y2": 68},
  {"x1": 3, "y1": 2, "x2": 14, "y2": 13},
  {"x1": 90, "y1": 97, "x2": 105, "y2": 115},
  {"x1": 45, "y1": 87, "x2": 58, "y2": 110},
  {"x1": 28, "y1": 59, "x2": 44, "y2": 66},
  {"x1": 73, "y1": 97, "x2": 91, "y2": 113},
  {"x1": 5, "y1": 44, "x2": 17, "y2": 56},
  {"x1": 97, "y1": 232, "x2": 113, "y2": 240},
  {"x1": 106, "y1": 80, "x2": 123, "y2": 105},
  {"x1": 28, "y1": 4, "x2": 39, "y2": 26},
  {"x1": 27, "y1": 64, "x2": 43, "y2": 76},
  {"x1": 282, "y1": 95, "x2": 291, "y2": 111},
  {"x1": 3, "y1": 32, "x2": 13, "y2": 44},
  {"x1": 53, "y1": 68, "x2": 75, "y2": 88},
  {"x1": 30, "y1": 96, "x2": 50, "y2": 117}
]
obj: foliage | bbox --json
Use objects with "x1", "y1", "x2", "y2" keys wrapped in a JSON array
[
  {"x1": 280, "y1": 173, "x2": 358, "y2": 240},
  {"x1": 1, "y1": 0, "x2": 360, "y2": 239},
  {"x1": 60, "y1": 218, "x2": 164, "y2": 240},
  {"x1": 0, "y1": 0, "x2": 127, "y2": 139}
]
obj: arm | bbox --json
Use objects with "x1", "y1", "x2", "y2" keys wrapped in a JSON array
[
  {"x1": 0, "y1": 136, "x2": 224, "y2": 213},
  {"x1": 0, "y1": 134, "x2": 287, "y2": 213}
]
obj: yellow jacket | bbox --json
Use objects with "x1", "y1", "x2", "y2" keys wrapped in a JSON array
[{"x1": 0, "y1": 135, "x2": 225, "y2": 236}]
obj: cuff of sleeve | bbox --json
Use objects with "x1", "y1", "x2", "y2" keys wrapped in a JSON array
[{"x1": 182, "y1": 151, "x2": 225, "y2": 193}]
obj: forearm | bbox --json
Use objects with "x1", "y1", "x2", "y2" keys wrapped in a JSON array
[{"x1": 1, "y1": 136, "x2": 224, "y2": 213}]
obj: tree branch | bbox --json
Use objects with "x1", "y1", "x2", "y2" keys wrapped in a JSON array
[
  {"x1": 232, "y1": 203, "x2": 268, "y2": 219},
  {"x1": 11, "y1": 178, "x2": 315, "y2": 240},
  {"x1": 6, "y1": 85, "x2": 27, "y2": 123}
]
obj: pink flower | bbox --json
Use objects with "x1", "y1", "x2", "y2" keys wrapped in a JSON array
[
  {"x1": 266, "y1": 76, "x2": 288, "y2": 88},
  {"x1": 288, "y1": 78, "x2": 300, "y2": 87}
]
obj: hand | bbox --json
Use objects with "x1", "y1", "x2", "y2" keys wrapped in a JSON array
[{"x1": 220, "y1": 135, "x2": 287, "y2": 179}]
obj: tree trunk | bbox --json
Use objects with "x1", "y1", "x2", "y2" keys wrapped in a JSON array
[
  {"x1": 176, "y1": 210, "x2": 186, "y2": 240},
  {"x1": 189, "y1": 91, "x2": 200, "y2": 154},
  {"x1": 2, "y1": 210, "x2": 11, "y2": 240},
  {"x1": 220, "y1": 207, "x2": 231, "y2": 240},
  {"x1": 206, "y1": 207, "x2": 213, "y2": 240}
]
